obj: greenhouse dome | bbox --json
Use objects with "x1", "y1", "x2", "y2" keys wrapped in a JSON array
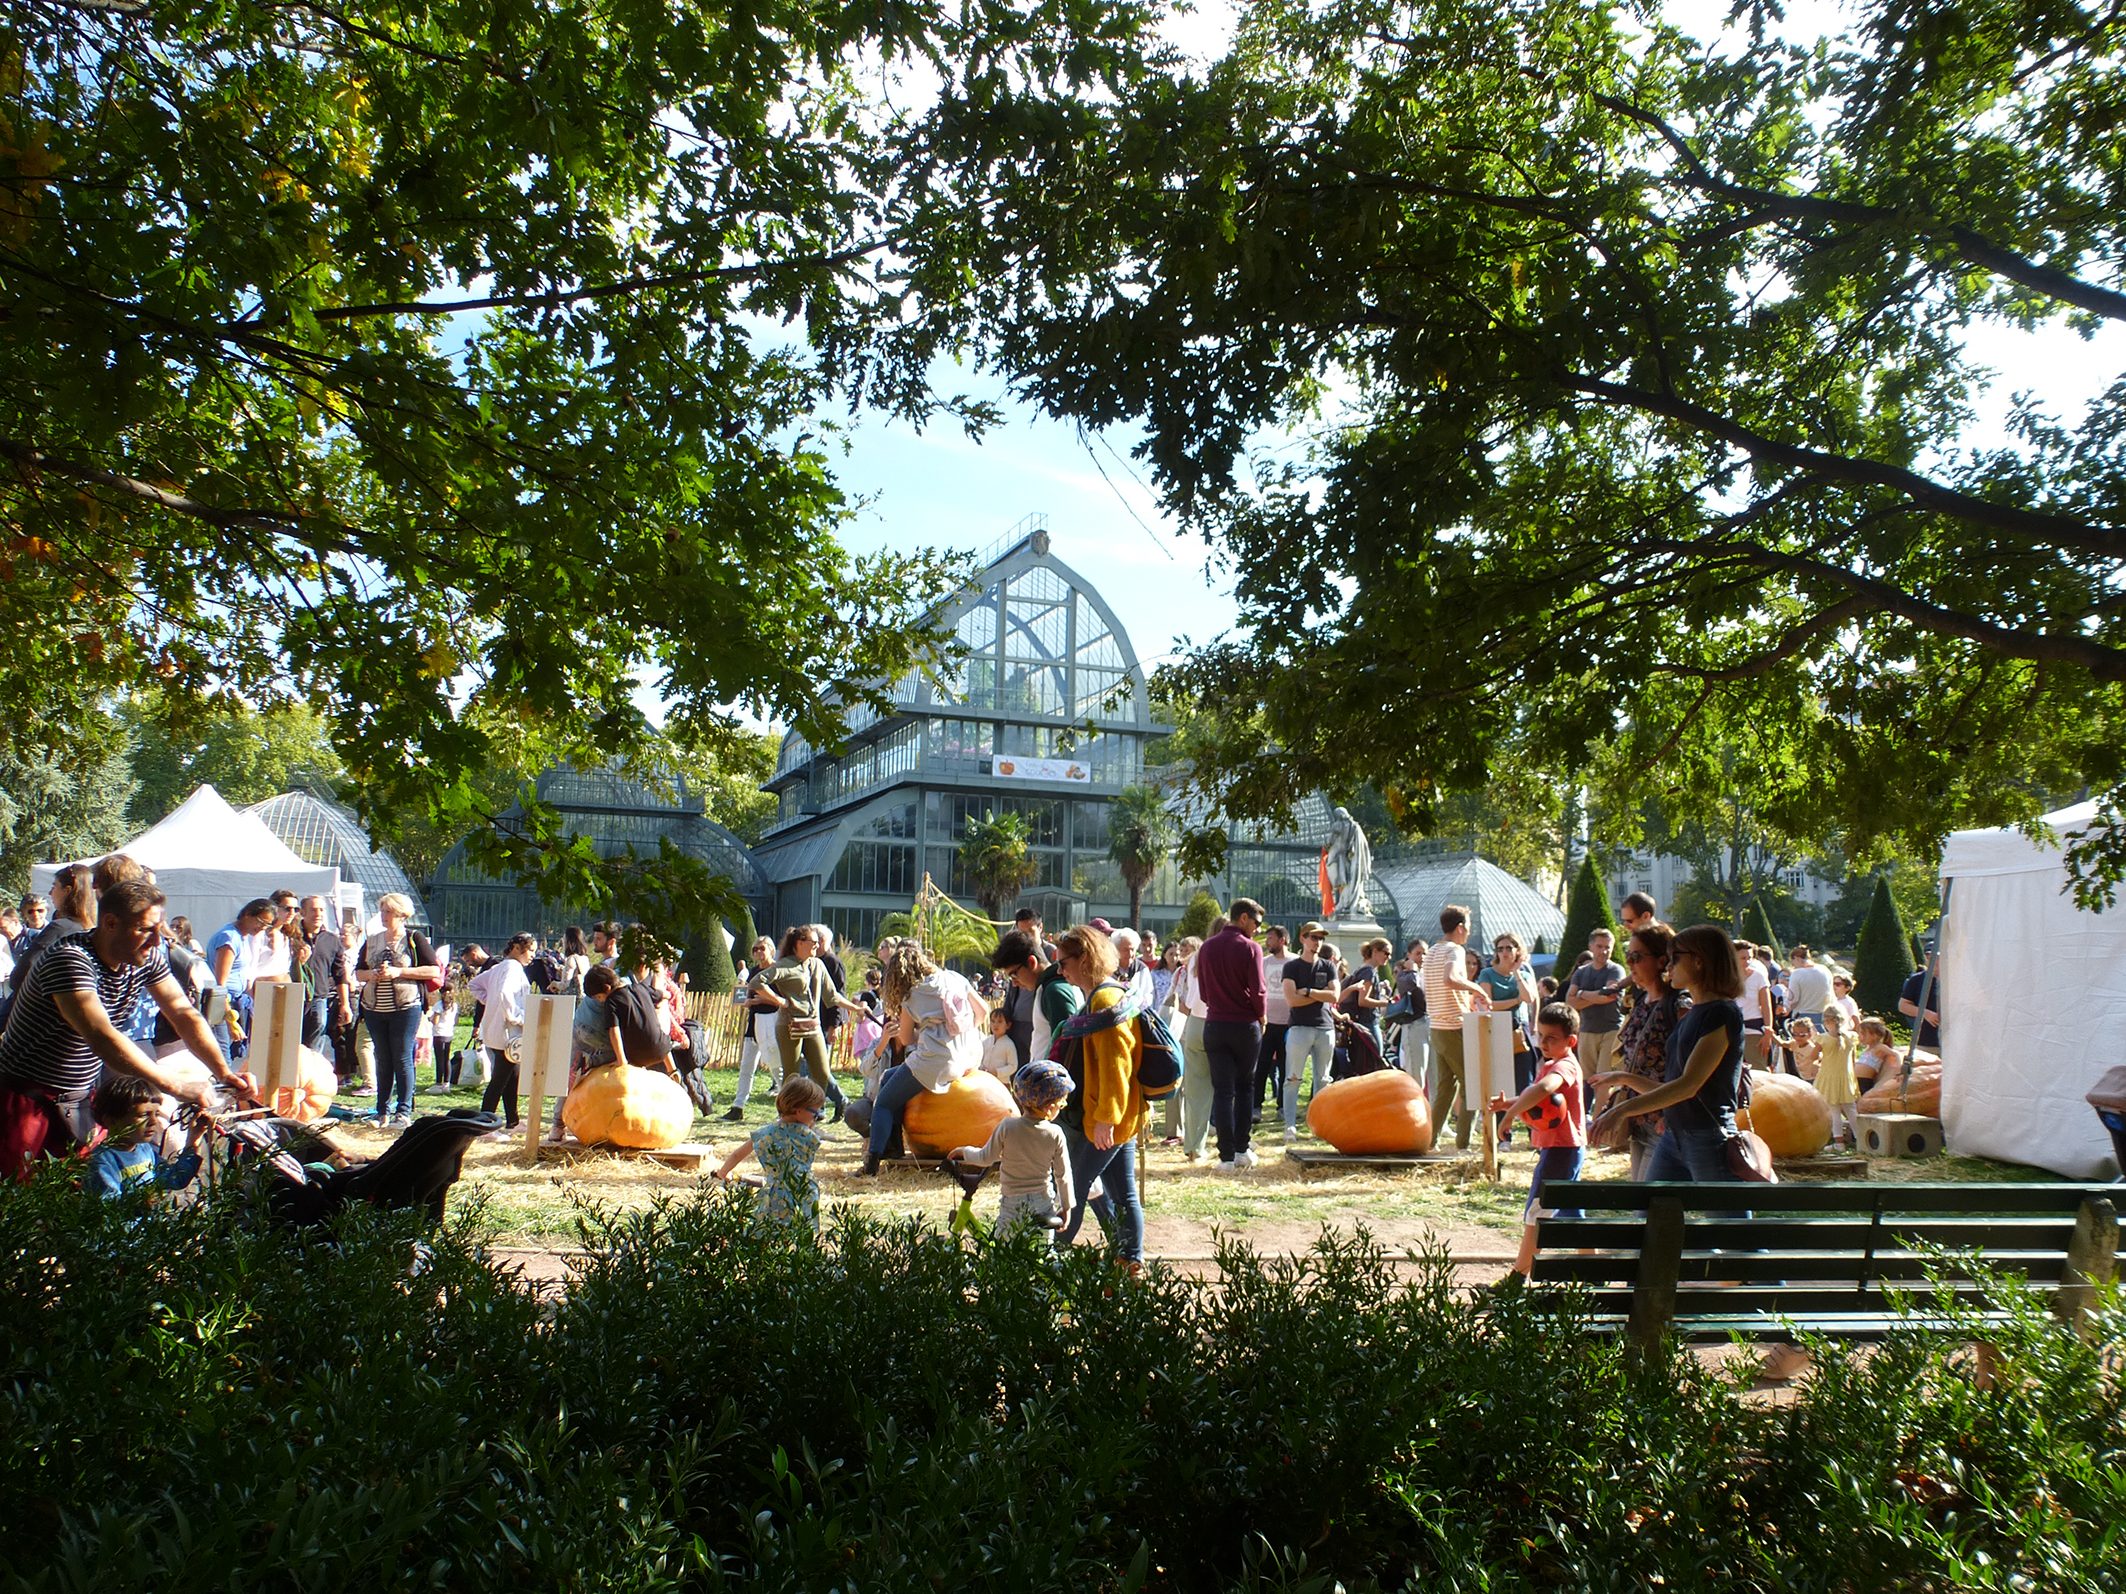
[{"x1": 246, "y1": 789, "x2": 426, "y2": 925}]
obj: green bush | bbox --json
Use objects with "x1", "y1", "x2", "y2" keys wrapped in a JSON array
[
  {"x1": 1554, "y1": 854, "x2": 1618, "y2": 967},
  {"x1": 3, "y1": 1174, "x2": 2121, "y2": 1592},
  {"x1": 1854, "y1": 873, "x2": 1916, "y2": 1017}
]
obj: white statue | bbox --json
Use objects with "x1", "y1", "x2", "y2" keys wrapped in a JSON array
[{"x1": 1324, "y1": 805, "x2": 1374, "y2": 919}]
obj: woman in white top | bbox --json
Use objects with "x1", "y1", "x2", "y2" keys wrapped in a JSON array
[
  {"x1": 474, "y1": 933, "x2": 534, "y2": 1133},
  {"x1": 855, "y1": 941, "x2": 982, "y2": 1176},
  {"x1": 1173, "y1": 926, "x2": 1217, "y2": 1159}
]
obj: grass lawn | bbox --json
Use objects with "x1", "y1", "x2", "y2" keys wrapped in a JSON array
[{"x1": 324, "y1": 1046, "x2": 2054, "y2": 1250}]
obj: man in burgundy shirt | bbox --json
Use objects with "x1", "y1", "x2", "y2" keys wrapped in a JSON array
[{"x1": 1194, "y1": 897, "x2": 1267, "y2": 1170}]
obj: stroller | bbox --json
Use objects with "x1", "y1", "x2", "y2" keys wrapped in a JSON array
[
  {"x1": 937, "y1": 1156, "x2": 1067, "y2": 1239},
  {"x1": 182, "y1": 1102, "x2": 501, "y2": 1227},
  {"x1": 1331, "y1": 1008, "x2": 1388, "y2": 1080},
  {"x1": 269, "y1": 1109, "x2": 502, "y2": 1226}
]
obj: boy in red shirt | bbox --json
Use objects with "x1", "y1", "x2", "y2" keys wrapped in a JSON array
[{"x1": 1492, "y1": 1002, "x2": 1587, "y2": 1279}]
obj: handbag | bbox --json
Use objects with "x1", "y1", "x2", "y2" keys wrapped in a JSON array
[
  {"x1": 1722, "y1": 1130, "x2": 1777, "y2": 1183},
  {"x1": 786, "y1": 1016, "x2": 820, "y2": 1038}
]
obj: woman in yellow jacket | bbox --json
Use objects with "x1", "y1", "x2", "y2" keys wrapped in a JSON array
[{"x1": 1051, "y1": 923, "x2": 1149, "y2": 1272}]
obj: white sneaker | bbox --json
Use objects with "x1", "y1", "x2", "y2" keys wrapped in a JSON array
[
  {"x1": 1283, "y1": 1126, "x2": 1297, "y2": 1144},
  {"x1": 1233, "y1": 1149, "x2": 1257, "y2": 1169},
  {"x1": 1215, "y1": 1159, "x2": 1235, "y2": 1173}
]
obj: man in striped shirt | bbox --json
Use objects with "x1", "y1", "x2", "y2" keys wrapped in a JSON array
[
  {"x1": 0, "y1": 879, "x2": 247, "y2": 1179},
  {"x1": 1421, "y1": 904, "x2": 1494, "y2": 1151}
]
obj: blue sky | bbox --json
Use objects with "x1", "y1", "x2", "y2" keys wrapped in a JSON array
[{"x1": 827, "y1": 391, "x2": 1238, "y2": 678}]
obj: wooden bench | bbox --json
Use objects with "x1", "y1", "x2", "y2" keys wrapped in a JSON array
[{"x1": 1531, "y1": 1181, "x2": 2119, "y2": 1352}]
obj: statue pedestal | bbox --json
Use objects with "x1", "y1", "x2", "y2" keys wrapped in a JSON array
[{"x1": 1320, "y1": 916, "x2": 1390, "y2": 971}]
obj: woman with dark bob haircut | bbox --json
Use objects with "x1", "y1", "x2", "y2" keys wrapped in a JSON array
[{"x1": 1589, "y1": 924, "x2": 1748, "y2": 1181}]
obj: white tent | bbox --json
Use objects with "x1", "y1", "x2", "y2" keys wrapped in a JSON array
[
  {"x1": 1937, "y1": 801, "x2": 2123, "y2": 1179},
  {"x1": 32, "y1": 785, "x2": 341, "y2": 936}
]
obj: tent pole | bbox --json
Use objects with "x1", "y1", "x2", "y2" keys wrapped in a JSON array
[{"x1": 1902, "y1": 876, "x2": 1951, "y2": 1091}]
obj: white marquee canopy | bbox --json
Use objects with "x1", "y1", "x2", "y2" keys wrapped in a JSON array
[
  {"x1": 32, "y1": 785, "x2": 341, "y2": 936},
  {"x1": 1937, "y1": 802, "x2": 2123, "y2": 1179}
]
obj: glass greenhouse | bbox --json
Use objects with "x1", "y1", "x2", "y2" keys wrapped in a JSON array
[
  {"x1": 426, "y1": 767, "x2": 770, "y2": 948},
  {"x1": 755, "y1": 522, "x2": 1352, "y2": 948},
  {"x1": 245, "y1": 789, "x2": 428, "y2": 927}
]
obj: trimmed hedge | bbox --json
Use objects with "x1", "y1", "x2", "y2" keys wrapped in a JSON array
[
  {"x1": 1554, "y1": 855, "x2": 1618, "y2": 967},
  {"x1": 3, "y1": 1174, "x2": 2120, "y2": 1592},
  {"x1": 1854, "y1": 873, "x2": 1916, "y2": 1018}
]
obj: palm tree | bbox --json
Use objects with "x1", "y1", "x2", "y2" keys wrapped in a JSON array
[
  {"x1": 1107, "y1": 784, "x2": 1176, "y2": 930},
  {"x1": 879, "y1": 887, "x2": 998, "y2": 965},
  {"x1": 959, "y1": 809, "x2": 1042, "y2": 924}
]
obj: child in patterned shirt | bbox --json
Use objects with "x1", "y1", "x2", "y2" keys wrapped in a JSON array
[
  {"x1": 715, "y1": 1076, "x2": 826, "y2": 1234},
  {"x1": 1491, "y1": 1003, "x2": 1587, "y2": 1280}
]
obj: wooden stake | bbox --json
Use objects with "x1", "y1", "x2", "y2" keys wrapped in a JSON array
[
  {"x1": 518, "y1": 994, "x2": 576, "y2": 1162},
  {"x1": 1478, "y1": 1022, "x2": 1498, "y2": 1182},
  {"x1": 2055, "y1": 1196, "x2": 2119, "y2": 1337}
]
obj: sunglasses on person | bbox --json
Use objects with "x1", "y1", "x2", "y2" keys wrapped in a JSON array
[{"x1": 1625, "y1": 949, "x2": 1658, "y2": 965}]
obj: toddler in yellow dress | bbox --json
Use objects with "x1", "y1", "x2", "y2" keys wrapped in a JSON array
[{"x1": 1811, "y1": 1007, "x2": 1862, "y2": 1150}]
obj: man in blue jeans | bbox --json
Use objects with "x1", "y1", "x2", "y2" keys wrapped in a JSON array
[
  {"x1": 1194, "y1": 897, "x2": 1266, "y2": 1169},
  {"x1": 1280, "y1": 923, "x2": 1341, "y2": 1141}
]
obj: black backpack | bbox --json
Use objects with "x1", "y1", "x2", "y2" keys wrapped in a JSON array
[
  {"x1": 527, "y1": 949, "x2": 563, "y2": 992},
  {"x1": 607, "y1": 979, "x2": 674, "y2": 1063}
]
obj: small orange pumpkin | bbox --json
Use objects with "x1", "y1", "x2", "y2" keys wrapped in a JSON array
[
  {"x1": 1858, "y1": 1059, "x2": 1942, "y2": 1118},
  {"x1": 1306, "y1": 1071, "x2": 1434, "y2": 1155},
  {"x1": 902, "y1": 1070, "x2": 1014, "y2": 1158},
  {"x1": 272, "y1": 1047, "x2": 339, "y2": 1122},
  {"x1": 1736, "y1": 1069, "x2": 1831, "y2": 1158},
  {"x1": 562, "y1": 1063, "x2": 694, "y2": 1149}
]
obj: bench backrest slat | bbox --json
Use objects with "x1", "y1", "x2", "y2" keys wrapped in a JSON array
[{"x1": 1542, "y1": 1180, "x2": 2112, "y2": 1214}]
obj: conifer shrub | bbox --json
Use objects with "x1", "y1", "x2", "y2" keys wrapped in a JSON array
[
  {"x1": 1554, "y1": 855, "x2": 1619, "y2": 967},
  {"x1": 1854, "y1": 874, "x2": 1916, "y2": 1017},
  {"x1": 1176, "y1": 888, "x2": 1222, "y2": 940}
]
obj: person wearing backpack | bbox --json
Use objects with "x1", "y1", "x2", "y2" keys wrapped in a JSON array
[
  {"x1": 989, "y1": 929, "x2": 1080, "y2": 1070},
  {"x1": 1047, "y1": 923, "x2": 1149, "y2": 1276},
  {"x1": 1194, "y1": 897, "x2": 1267, "y2": 1171}
]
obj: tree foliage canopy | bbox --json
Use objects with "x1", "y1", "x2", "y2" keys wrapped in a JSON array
[
  {"x1": 1, "y1": 0, "x2": 1155, "y2": 938},
  {"x1": 922, "y1": 0, "x2": 2126, "y2": 895}
]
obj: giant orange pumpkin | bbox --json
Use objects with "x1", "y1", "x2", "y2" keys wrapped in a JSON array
[
  {"x1": 1858, "y1": 1060, "x2": 1942, "y2": 1118},
  {"x1": 1736, "y1": 1069, "x2": 1831, "y2": 1158},
  {"x1": 902, "y1": 1070, "x2": 1014, "y2": 1158},
  {"x1": 271, "y1": 1047, "x2": 339, "y2": 1122},
  {"x1": 1307, "y1": 1070, "x2": 1435, "y2": 1155},
  {"x1": 562, "y1": 1064, "x2": 695, "y2": 1149}
]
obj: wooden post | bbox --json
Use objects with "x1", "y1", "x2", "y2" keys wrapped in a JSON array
[
  {"x1": 519, "y1": 994, "x2": 576, "y2": 1160},
  {"x1": 1478, "y1": 1028, "x2": 1497, "y2": 1181},
  {"x1": 1473, "y1": 1011, "x2": 1511, "y2": 1182},
  {"x1": 250, "y1": 979, "x2": 305, "y2": 1101},
  {"x1": 2054, "y1": 1197, "x2": 2119, "y2": 1337},
  {"x1": 1627, "y1": 1195, "x2": 1686, "y2": 1362}
]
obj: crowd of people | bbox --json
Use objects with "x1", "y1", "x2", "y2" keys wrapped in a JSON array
[{"x1": 1, "y1": 852, "x2": 1937, "y2": 1286}]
